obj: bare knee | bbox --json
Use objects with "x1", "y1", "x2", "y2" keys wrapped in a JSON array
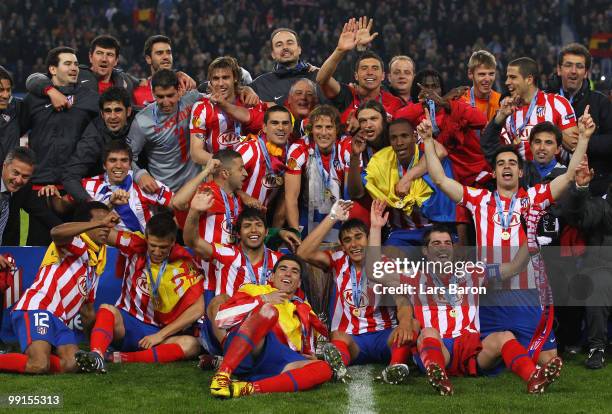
[
  {"x1": 206, "y1": 294, "x2": 229, "y2": 320},
  {"x1": 25, "y1": 357, "x2": 50, "y2": 374},
  {"x1": 417, "y1": 327, "x2": 441, "y2": 346}
]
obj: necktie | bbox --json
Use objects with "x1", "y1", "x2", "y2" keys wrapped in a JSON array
[{"x1": 0, "y1": 193, "x2": 10, "y2": 243}]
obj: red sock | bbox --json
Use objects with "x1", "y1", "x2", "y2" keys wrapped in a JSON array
[
  {"x1": 419, "y1": 337, "x2": 446, "y2": 368},
  {"x1": 90, "y1": 308, "x2": 115, "y2": 355},
  {"x1": 331, "y1": 340, "x2": 351, "y2": 365},
  {"x1": 501, "y1": 339, "x2": 536, "y2": 382},
  {"x1": 0, "y1": 353, "x2": 28, "y2": 373},
  {"x1": 218, "y1": 305, "x2": 279, "y2": 374},
  {"x1": 390, "y1": 343, "x2": 411, "y2": 365},
  {"x1": 49, "y1": 355, "x2": 62, "y2": 373},
  {"x1": 119, "y1": 343, "x2": 185, "y2": 363},
  {"x1": 253, "y1": 360, "x2": 332, "y2": 393}
]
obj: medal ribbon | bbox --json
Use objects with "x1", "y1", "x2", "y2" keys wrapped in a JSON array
[
  {"x1": 426, "y1": 99, "x2": 440, "y2": 136},
  {"x1": 146, "y1": 256, "x2": 168, "y2": 298},
  {"x1": 350, "y1": 264, "x2": 367, "y2": 308},
  {"x1": 220, "y1": 188, "x2": 239, "y2": 234},
  {"x1": 314, "y1": 144, "x2": 335, "y2": 194},
  {"x1": 494, "y1": 191, "x2": 517, "y2": 235},
  {"x1": 244, "y1": 247, "x2": 269, "y2": 285},
  {"x1": 509, "y1": 89, "x2": 538, "y2": 138},
  {"x1": 429, "y1": 272, "x2": 459, "y2": 306}
]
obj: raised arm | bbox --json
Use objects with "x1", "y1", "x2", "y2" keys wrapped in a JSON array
[
  {"x1": 316, "y1": 18, "x2": 358, "y2": 99},
  {"x1": 51, "y1": 211, "x2": 119, "y2": 246},
  {"x1": 419, "y1": 109, "x2": 464, "y2": 202},
  {"x1": 346, "y1": 134, "x2": 367, "y2": 199},
  {"x1": 183, "y1": 191, "x2": 215, "y2": 260},
  {"x1": 550, "y1": 106, "x2": 595, "y2": 200},
  {"x1": 171, "y1": 159, "x2": 219, "y2": 210},
  {"x1": 297, "y1": 200, "x2": 353, "y2": 271}
]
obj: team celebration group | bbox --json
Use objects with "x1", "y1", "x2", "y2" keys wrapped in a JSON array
[{"x1": 0, "y1": 14, "x2": 610, "y2": 399}]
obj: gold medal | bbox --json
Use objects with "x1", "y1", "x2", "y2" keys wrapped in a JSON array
[
  {"x1": 500, "y1": 231, "x2": 511, "y2": 241},
  {"x1": 324, "y1": 188, "x2": 332, "y2": 199},
  {"x1": 449, "y1": 309, "x2": 457, "y2": 318},
  {"x1": 351, "y1": 307, "x2": 361, "y2": 317},
  {"x1": 153, "y1": 295, "x2": 162, "y2": 309},
  {"x1": 275, "y1": 175, "x2": 284, "y2": 186}
]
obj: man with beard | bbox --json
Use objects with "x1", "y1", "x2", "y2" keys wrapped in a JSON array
[{"x1": 250, "y1": 28, "x2": 326, "y2": 105}]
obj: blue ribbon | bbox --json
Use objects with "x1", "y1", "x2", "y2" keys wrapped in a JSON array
[
  {"x1": 534, "y1": 158, "x2": 558, "y2": 180},
  {"x1": 258, "y1": 136, "x2": 274, "y2": 175},
  {"x1": 559, "y1": 88, "x2": 574, "y2": 104},
  {"x1": 426, "y1": 100, "x2": 440, "y2": 136},
  {"x1": 244, "y1": 247, "x2": 269, "y2": 285},
  {"x1": 509, "y1": 90, "x2": 538, "y2": 138},
  {"x1": 220, "y1": 188, "x2": 239, "y2": 235},
  {"x1": 494, "y1": 191, "x2": 517, "y2": 232},
  {"x1": 100, "y1": 173, "x2": 142, "y2": 232},
  {"x1": 146, "y1": 256, "x2": 168, "y2": 298},
  {"x1": 350, "y1": 264, "x2": 367, "y2": 308}
]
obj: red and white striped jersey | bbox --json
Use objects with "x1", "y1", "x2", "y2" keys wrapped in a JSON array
[
  {"x1": 326, "y1": 250, "x2": 396, "y2": 335},
  {"x1": 236, "y1": 136, "x2": 286, "y2": 206},
  {"x1": 14, "y1": 237, "x2": 102, "y2": 323},
  {"x1": 460, "y1": 184, "x2": 553, "y2": 289},
  {"x1": 285, "y1": 140, "x2": 345, "y2": 184},
  {"x1": 113, "y1": 231, "x2": 157, "y2": 325},
  {"x1": 81, "y1": 172, "x2": 173, "y2": 233},
  {"x1": 501, "y1": 90, "x2": 576, "y2": 161},
  {"x1": 406, "y1": 271, "x2": 484, "y2": 339},
  {"x1": 189, "y1": 97, "x2": 266, "y2": 154},
  {"x1": 209, "y1": 243, "x2": 282, "y2": 296},
  {"x1": 196, "y1": 181, "x2": 242, "y2": 290}
]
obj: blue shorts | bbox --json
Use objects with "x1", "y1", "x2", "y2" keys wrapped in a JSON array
[
  {"x1": 413, "y1": 337, "x2": 455, "y2": 373},
  {"x1": 11, "y1": 310, "x2": 77, "y2": 352},
  {"x1": 349, "y1": 328, "x2": 393, "y2": 365},
  {"x1": 198, "y1": 290, "x2": 222, "y2": 355},
  {"x1": 118, "y1": 309, "x2": 160, "y2": 352},
  {"x1": 480, "y1": 290, "x2": 556, "y2": 375},
  {"x1": 480, "y1": 290, "x2": 557, "y2": 351},
  {"x1": 225, "y1": 331, "x2": 306, "y2": 381}
]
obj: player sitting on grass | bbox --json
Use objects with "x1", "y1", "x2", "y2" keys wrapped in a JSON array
[
  {"x1": 75, "y1": 213, "x2": 204, "y2": 373},
  {"x1": 297, "y1": 200, "x2": 414, "y2": 384},
  {"x1": 209, "y1": 253, "x2": 331, "y2": 398},
  {"x1": 0, "y1": 202, "x2": 118, "y2": 374},
  {"x1": 393, "y1": 223, "x2": 563, "y2": 395},
  {"x1": 184, "y1": 193, "x2": 285, "y2": 357}
]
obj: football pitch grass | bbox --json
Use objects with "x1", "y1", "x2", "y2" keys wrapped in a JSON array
[{"x1": 0, "y1": 354, "x2": 611, "y2": 414}]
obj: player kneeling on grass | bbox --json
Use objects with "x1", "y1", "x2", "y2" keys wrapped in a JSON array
[
  {"x1": 210, "y1": 254, "x2": 331, "y2": 398},
  {"x1": 401, "y1": 224, "x2": 562, "y2": 395},
  {"x1": 297, "y1": 200, "x2": 415, "y2": 384},
  {"x1": 0, "y1": 202, "x2": 118, "y2": 374},
  {"x1": 76, "y1": 213, "x2": 204, "y2": 373}
]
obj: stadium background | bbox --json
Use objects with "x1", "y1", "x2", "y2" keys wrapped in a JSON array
[{"x1": 1, "y1": 1, "x2": 612, "y2": 412}]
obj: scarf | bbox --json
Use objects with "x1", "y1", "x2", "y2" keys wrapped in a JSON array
[
  {"x1": 365, "y1": 146, "x2": 433, "y2": 215},
  {"x1": 99, "y1": 172, "x2": 142, "y2": 232},
  {"x1": 40, "y1": 233, "x2": 107, "y2": 275},
  {"x1": 534, "y1": 158, "x2": 559, "y2": 180}
]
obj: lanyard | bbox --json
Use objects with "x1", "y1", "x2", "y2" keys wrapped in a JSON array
[
  {"x1": 314, "y1": 145, "x2": 335, "y2": 190},
  {"x1": 559, "y1": 88, "x2": 574, "y2": 104},
  {"x1": 429, "y1": 272, "x2": 459, "y2": 306},
  {"x1": 509, "y1": 90, "x2": 538, "y2": 138},
  {"x1": 85, "y1": 266, "x2": 95, "y2": 295},
  {"x1": 470, "y1": 87, "x2": 491, "y2": 122},
  {"x1": 257, "y1": 136, "x2": 274, "y2": 175},
  {"x1": 397, "y1": 154, "x2": 415, "y2": 179},
  {"x1": 350, "y1": 263, "x2": 367, "y2": 308},
  {"x1": 244, "y1": 247, "x2": 269, "y2": 285},
  {"x1": 426, "y1": 100, "x2": 440, "y2": 136},
  {"x1": 146, "y1": 256, "x2": 168, "y2": 298},
  {"x1": 220, "y1": 188, "x2": 239, "y2": 233},
  {"x1": 494, "y1": 191, "x2": 517, "y2": 231}
]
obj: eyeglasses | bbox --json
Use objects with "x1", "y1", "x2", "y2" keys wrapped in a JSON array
[{"x1": 561, "y1": 62, "x2": 586, "y2": 70}]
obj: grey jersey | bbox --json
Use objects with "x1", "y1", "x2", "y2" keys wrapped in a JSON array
[{"x1": 128, "y1": 90, "x2": 203, "y2": 192}]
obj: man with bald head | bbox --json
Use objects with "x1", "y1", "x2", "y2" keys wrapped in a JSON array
[{"x1": 250, "y1": 28, "x2": 327, "y2": 105}]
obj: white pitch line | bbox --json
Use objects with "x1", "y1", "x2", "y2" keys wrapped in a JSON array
[{"x1": 346, "y1": 365, "x2": 376, "y2": 414}]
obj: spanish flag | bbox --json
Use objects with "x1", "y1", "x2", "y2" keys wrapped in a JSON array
[{"x1": 589, "y1": 33, "x2": 612, "y2": 58}]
